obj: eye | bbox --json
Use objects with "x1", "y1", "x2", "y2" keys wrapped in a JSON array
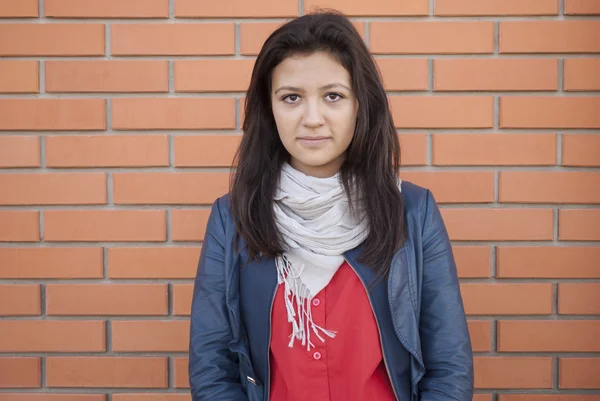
[
  {"x1": 325, "y1": 93, "x2": 343, "y2": 102},
  {"x1": 282, "y1": 94, "x2": 300, "y2": 103}
]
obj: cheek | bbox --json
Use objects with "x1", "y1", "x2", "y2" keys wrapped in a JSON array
[
  {"x1": 333, "y1": 106, "x2": 358, "y2": 140},
  {"x1": 272, "y1": 104, "x2": 296, "y2": 135}
]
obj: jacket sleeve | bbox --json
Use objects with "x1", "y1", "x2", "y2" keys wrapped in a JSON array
[
  {"x1": 189, "y1": 199, "x2": 248, "y2": 401},
  {"x1": 418, "y1": 190, "x2": 474, "y2": 401}
]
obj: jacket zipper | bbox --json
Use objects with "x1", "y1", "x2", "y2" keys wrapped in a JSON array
[
  {"x1": 345, "y1": 257, "x2": 401, "y2": 401},
  {"x1": 264, "y1": 283, "x2": 277, "y2": 401}
]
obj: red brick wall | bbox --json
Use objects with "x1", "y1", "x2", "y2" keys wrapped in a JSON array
[{"x1": 1, "y1": 0, "x2": 599, "y2": 400}]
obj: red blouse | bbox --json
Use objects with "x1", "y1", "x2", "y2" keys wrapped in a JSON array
[{"x1": 269, "y1": 260, "x2": 397, "y2": 401}]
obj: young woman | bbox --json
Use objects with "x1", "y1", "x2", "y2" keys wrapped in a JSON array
[{"x1": 188, "y1": 10, "x2": 473, "y2": 401}]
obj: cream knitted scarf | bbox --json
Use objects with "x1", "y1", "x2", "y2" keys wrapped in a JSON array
[{"x1": 273, "y1": 162, "x2": 401, "y2": 350}]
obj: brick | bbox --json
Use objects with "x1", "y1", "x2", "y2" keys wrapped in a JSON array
[
  {"x1": 44, "y1": 210, "x2": 166, "y2": 242},
  {"x1": 46, "y1": 61, "x2": 168, "y2": 93},
  {"x1": 171, "y1": 210, "x2": 210, "y2": 242},
  {"x1": 112, "y1": 321, "x2": 189, "y2": 352},
  {"x1": 45, "y1": 0, "x2": 169, "y2": 18},
  {"x1": 46, "y1": 357, "x2": 167, "y2": 388},
  {"x1": 559, "y1": 284, "x2": 600, "y2": 315},
  {"x1": 0, "y1": 99, "x2": 106, "y2": 131},
  {"x1": 501, "y1": 396, "x2": 600, "y2": 401},
  {"x1": 173, "y1": 284, "x2": 193, "y2": 316},
  {"x1": 434, "y1": 59, "x2": 558, "y2": 91},
  {"x1": 0, "y1": 136, "x2": 40, "y2": 167},
  {"x1": 0, "y1": 211, "x2": 39, "y2": 242},
  {"x1": 371, "y1": 22, "x2": 494, "y2": 54},
  {"x1": 0, "y1": 321, "x2": 105, "y2": 352},
  {"x1": 468, "y1": 320, "x2": 492, "y2": 352},
  {"x1": 560, "y1": 358, "x2": 600, "y2": 389},
  {"x1": 497, "y1": 247, "x2": 600, "y2": 278},
  {"x1": 112, "y1": 98, "x2": 235, "y2": 130},
  {"x1": 112, "y1": 396, "x2": 189, "y2": 401},
  {"x1": 0, "y1": 285, "x2": 40, "y2": 316},
  {"x1": 398, "y1": 134, "x2": 428, "y2": 166},
  {"x1": 501, "y1": 97, "x2": 600, "y2": 129},
  {"x1": 435, "y1": 0, "x2": 558, "y2": 15},
  {"x1": 0, "y1": 358, "x2": 40, "y2": 388},
  {"x1": 474, "y1": 357, "x2": 553, "y2": 389},
  {"x1": 47, "y1": 284, "x2": 168, "y2": 316},
  {"x1": 474, "y1": 396, "x2": 493, "y2": 401},
  {"x1": 441, "y1": 209, "x2": 554, "y2": 241},
  {"x1": 433, "y1": 133, "x2": 556, "y2": 166},
  {"x1": 173, "y1": 357, "x2": 189, "y2": 388},
  {"x1": 175, "y1": 59, "x2": 254, "y2": 92},
  {"x1": 391, "y1": 96, "x2": 494, "y2": 128},
  {"x1": 305, "y1": 0, "x2": 428, "y2": 15},
  {"x1": 564, "y1": 59, "x2": 600, "y2": 91},
  {"x1": 375, "y1": 58, "x2": 429, "y2": 91},
  {"x1": 108, "y1": 247, "x2": 200, "y2": 279},
  {"x1": 454, "y1": 247, "x2": 491, "y2": 278},
  {"x1": 498, "y1": 321, "x2": 600, "y2": 352},
  {"x1": 0, "y1": 0, "x2": 38, "y2": 17},
  {"x1": 401, "y1": 172, "x2": 494, "y2": 203},
  {"x1": 174, "y1": 135, "x2": 240, "y2": 167},
  {"x1": 0, "y1": 173, "x2": 106, "y2": 205},
  {"x1": 565, "y1": 0, "x2": 600, "y2": 14},
  {"x1": 461, "y1": 283, "x2": 552, "y2": 315},
  {"x1": 500, "y1": 172, "x2": 600, "y2": 204},
  {"x1": 563, "y1": 134, "x2": 600, "y2": 167},
  {"x1": 113, "y1": 172, "x2": 230, "y2": 205},
  {"x1": 0, "y1": 395, "x2": 106, "y2": 401},
  {"x1": 0, "y1": 24, "x2": 104, "y2": 56},
  {"x1": 240, "y1": 22, "x2": 286, "y2": 55},
  {"x1": 0, "y1": 60, "x2": 38, "y2": 93},
  {"x1": 0, "y1": 248, "x2": 103, "y2": 279},
  {"x1": 500, "y1": 21, "x2": 600, "y2": 53},
  {"x1": 111, "y1": 24, "x2": 234, "y2": 56},
  {"x1": 176, "y1": 0, "x2": 296, "y2": 17},
  {"x1": 46, "y1": 135, "x2": 169, "y2": 168},
  {"x1": 559, "y1": 210, "x2": 600, "y2": 241}
]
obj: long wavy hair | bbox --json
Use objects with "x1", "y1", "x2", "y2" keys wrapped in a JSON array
[{"x1": 230, "y1": 10, "x2": 406, "y2": 277}]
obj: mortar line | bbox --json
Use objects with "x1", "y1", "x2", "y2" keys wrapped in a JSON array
[
  {"x1": 169, "y1": 61, "x2": 174, "y2": 93},
  {"x1": 428, "y1": 58, "x2": 434, "y2": 91},
  {"x1": 39, "y1": 60, "x2": 45, "y2": 96},
  {"x1": 235, "y1": 23, "x2": 241, "y2": 56},
  {"x1": 553, "y1": 356, "x2": 559, "y2": 390},
  {"x1": 494, "y1": 171, "x2": 499, "y2": 203}
]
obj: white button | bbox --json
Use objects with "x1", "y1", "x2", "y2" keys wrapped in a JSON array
[
  {"x1": 312, "y1": 298, "x2": 320, "y2": 307},
  {"x1": 313, "y1": 351, "x2": 322, "y2": 360}
]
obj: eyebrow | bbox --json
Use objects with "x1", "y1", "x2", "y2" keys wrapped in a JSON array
[{"x1": 273, "y1": 83, "x2": 352, "y2": 95}]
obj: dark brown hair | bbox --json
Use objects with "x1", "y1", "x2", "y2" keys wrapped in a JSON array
[{"x1": 230, "y1": 9, "x2": 406, "y2": 277}]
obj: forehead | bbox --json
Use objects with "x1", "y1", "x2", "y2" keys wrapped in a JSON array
[{"x1": 271, "y1": 52, "x2": 351, "y2": 87}]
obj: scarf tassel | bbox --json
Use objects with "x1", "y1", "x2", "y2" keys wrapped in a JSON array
[{"x1": 276, "y1": 254, "x2": 337, "y2": 351}]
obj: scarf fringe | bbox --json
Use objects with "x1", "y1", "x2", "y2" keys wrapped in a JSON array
[{"x1": 276, "y1": 254, "x2": 337, "y2": 351}]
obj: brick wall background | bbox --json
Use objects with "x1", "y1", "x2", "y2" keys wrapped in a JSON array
[{"x1": 0, "y1": 0, "x2": 599, "y2": 400}]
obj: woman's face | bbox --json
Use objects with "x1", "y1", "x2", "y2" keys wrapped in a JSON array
[{"x1": 271, "y1": 51, "x2": 359, "y2": 178}]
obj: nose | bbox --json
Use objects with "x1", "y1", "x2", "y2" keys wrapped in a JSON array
[{"x1": 302, "y1": 99, "x2": 325, "y2": 128}]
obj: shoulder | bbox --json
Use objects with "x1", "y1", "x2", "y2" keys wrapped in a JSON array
[
  {"x1": 400, "y1": 180, "x2": 431, "y2": 219},
  {"x1": 212, "y1": 193, "x2": 233, "y2": 226}
]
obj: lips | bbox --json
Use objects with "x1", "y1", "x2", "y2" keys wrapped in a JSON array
[{"x1": 297, "y1": 136, "x2": 331, "y2": 148}]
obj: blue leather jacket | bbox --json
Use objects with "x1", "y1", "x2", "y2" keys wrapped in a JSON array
[{"x1": 189, "y1": 181, "x2": 474, "y2": 401}]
